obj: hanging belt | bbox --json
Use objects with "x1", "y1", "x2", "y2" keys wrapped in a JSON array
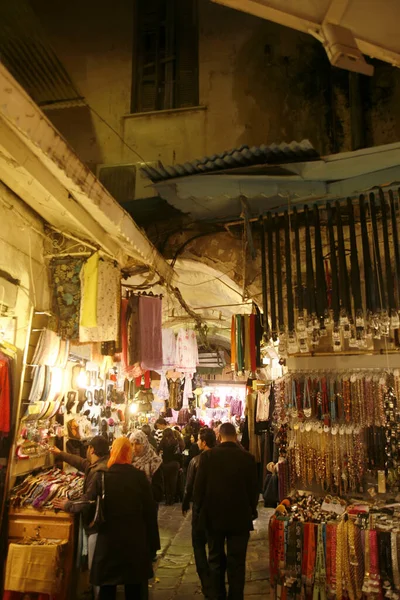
[
  {"x1": 335, "y1": 201, "x2": 352, "y2": 318},
  {"x1": 293, "y1": 207, "x2": 304, "y2": 315},
  {"x1": 259, "y1": 216, "x2": 269, "y2": 340},
  {"x1": 304, "y1": 205, "x2": 317, "y2": 318},
  {"x1": 326, "y1": 203, "x2": 340, "y2": 325},
  {"x1": 267, "y1": 212, "x2": 278, "y2": 340},
  {"x1": 389, "y1": 189, "x2": 400, "y2": 309},
  {"x1": 359, "y1": 194, "x2": 377, "y2": 314},
  {"x1": 347, "y1": 198, "x2": 363, "y2": 325},
  {"x1": 284, "y1": 211, "x2": 295, "y2": 334},
  {"x1": 313, "y1": 204, "x2": 328, "y2": 328},
  {"x1": 369, "y1": 192, "x2": 386, "y2": 311},
  {"x1": 275, "y1": 213, "x2": 285, "y2": 333},
  {"x1": 379, "y1": 188, "x2": 396, "y2": 314}
]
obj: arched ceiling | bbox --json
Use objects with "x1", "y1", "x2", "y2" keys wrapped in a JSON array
[{"x1": 124, "y1": 258, "x2": 254, "y2": 345}]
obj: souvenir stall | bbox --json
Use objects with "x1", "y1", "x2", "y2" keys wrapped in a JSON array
[{"x1": 259, "y1": 190, "x2": 400, "y2": 599}]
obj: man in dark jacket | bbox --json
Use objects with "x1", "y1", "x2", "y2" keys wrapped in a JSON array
[
  {"x1": 193, "y1": 423, "x2": 259, "y2": 600},
  {"x1": 182, "y1": 427, "x2": 216, "y2": 598},
  {"x1": 51, "y1": 435, "x2": 109, "y2": 583}
]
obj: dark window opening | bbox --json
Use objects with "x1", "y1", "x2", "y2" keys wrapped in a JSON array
[{"x1": 132, "y1": 0, "x2": 199, "y2": 113}]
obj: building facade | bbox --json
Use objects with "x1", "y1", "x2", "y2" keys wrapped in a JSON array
[{"x1": 25, "y1": 0, "x2": 400, "y2": 180}]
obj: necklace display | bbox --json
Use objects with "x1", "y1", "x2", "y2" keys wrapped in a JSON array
[
  {"x1": 273, "y1": 370, "x2": 400, "y2": 494},
  {"x1": 270, "y1": 494, "x2": 400, "y2": 600}
]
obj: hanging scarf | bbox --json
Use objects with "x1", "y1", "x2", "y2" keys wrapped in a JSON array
[{"x1": 130, "y1": 430, "x2": 162, "y2": 482}]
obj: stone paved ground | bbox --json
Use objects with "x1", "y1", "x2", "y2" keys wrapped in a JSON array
[{"x1": 148, "y1": 503, "x2": 273, "y2": 600}]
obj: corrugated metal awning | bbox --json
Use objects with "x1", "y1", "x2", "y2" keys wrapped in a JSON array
[
  {"x1": 0, "y1": 0, "x2": 83, "y2": 108},
  {"x1": 141, "y1": 139, "x2": 319, "y2": 182}
]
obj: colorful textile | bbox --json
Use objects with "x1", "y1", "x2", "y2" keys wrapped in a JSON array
[
  {"x1": 49, "y1": 257, "x2": 83, "y2": 340},
  {"x1": 121, "y1": 298, "x2": 129, "y2": 369},
  {"x1": 235, "y1": 315, "x2": 243, "y2": 372},
  {"x1": 175, "y1": 329, "x2": 198, "y2": 372},
  {"x1": 162, "y1": 329, "x2": 176, "y2": 369},
  {"x1": 0, "y1": 356, "x2": 10, "y2": 434},
  {"x1": 231, "y1": 316, "x2": 236, "y2": 371},
  {"x1": 249, "y1": 314, "x2": 257, "y2": 372},
  {"x1": 126, "y1": 295, "x2": 140, "y2": 365},
  {"x1": 80, "y1": 258, "x2": 120, "y2": 343},
  {"x1": 79, "y1": 252, "x2": 99, "y2": 328},
  {"x1": 244, "y1": 315, "x2": 251, "y2": 371},
  {"x1": 139, "y1": 296, "x2": 163, "y2": 371}
]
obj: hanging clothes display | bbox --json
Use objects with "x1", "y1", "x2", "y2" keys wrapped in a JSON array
[
  {"x1": 79, "y1": 255, "x2": 120, "y2": 343},
  {"x1": 126, "y1": 294, "x2": 140, "y2": 366},
  {"x1": 49, "y1": 257, "x2": 84, "y2": 340},
  {"x1": 79, "y1": 252, "x2": 99, "y2": 329},
  {"x1": 139, "y1": 295, "x2": 162, "y2": 371},
  {"x1": 0, "y1": 352, "x2": 11, "y2": 435},
  {"x1": 175, "y1": 328, "x2": 198, "y2": 373},
  {"x1": 231, "y1": 312, "x2": 259, "y2": 375},
  {"x1": 162, "y1": 329, "x2": 176, "y2": 370}
]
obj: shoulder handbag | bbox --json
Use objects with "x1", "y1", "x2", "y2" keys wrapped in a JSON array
[{"x1": 88, "y1": 471, "x2": 106, "y2": 529}]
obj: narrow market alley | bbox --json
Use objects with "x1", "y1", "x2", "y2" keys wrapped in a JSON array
[{"x1": 147, "y1": 504, "x2": 273, "y2": 600}]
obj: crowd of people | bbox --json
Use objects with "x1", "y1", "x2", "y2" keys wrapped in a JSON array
[{"x1": 51, "y1": 418, "x2": 259, "y2": 600}]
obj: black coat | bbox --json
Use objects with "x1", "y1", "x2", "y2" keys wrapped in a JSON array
[
  {"x1": 193, "y1": 441, "x2": 259, "y2": 534},
  {"x1": 69, "y1": 463, "x2": 160, "y2": 585},
  {"x1": 61, "y1": 452, "x2": 108, "y2": 535}
]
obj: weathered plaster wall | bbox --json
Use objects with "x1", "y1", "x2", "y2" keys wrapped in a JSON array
[{"x1": 32, "y1": 0, "x2": 400, "y2": 172}]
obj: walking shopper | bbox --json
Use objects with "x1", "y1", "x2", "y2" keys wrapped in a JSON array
[
  {"x1": 159, "y1": 428, "x2": 181, "y2": 505},
  {"x1": 193, "y1": 422, "x2": 259, "y2": 600},
  {"x1": 182, "y1": 427, "x2": 216, "y2": 599},
  {"x1": 141, "y1": 424, "x2": 158, "y2": 451},
  {"x1": 51, "y1": 434, "x2": 109, "y2": 592},
  {"x1": 130, "y1": 429, "x2": 163, "y2": 502},
  {"x1": 55, "y1": 437, "x2": 159, "y2": 600}
]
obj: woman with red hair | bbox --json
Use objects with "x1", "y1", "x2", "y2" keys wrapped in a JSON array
[{"x1": 58, "y1": 437, "x2": 160, "y2": 600}]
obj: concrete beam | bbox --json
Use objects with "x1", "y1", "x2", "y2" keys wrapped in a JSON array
[
  {"x1": 0, "y1": 118, "x2": 121, "y2": 259},
  {"x1": 0, "y1": 63, "x2": 175, "y2": 282},
  {"x1": 211, "y1": 0, "x2": 400, "y2": 68}
]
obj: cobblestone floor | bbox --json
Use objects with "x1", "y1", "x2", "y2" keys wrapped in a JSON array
[{"x1": 148, "y1": 503, "x2": 273, "y2": 600}]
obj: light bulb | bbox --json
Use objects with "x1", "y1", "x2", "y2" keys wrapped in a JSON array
[
  {"x1": 129, "y1": 403, "x2": 138, "y2": 415},
  {"x1": 77, "y1": 368, "x2": 87, "y2": 388}
]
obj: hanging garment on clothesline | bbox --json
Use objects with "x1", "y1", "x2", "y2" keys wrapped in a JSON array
[
  {"x1": 49, "y1": 257, "x2": 84, "y2": 340},
  {"x1": 139, "y1": 296, "x2": 162, "y2": 371},
  {"x1": 175, "y1": 329, "x2": 198, "y2": 372},
  {"x1": 79, "y1": 255, "x2": 120, "y2": 343}
]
